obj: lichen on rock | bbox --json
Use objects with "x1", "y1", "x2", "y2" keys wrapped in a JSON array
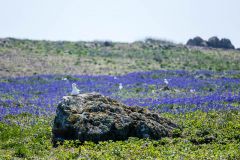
[{"x1": 52, "y1": 92, "x2": 180, "y2": 145}]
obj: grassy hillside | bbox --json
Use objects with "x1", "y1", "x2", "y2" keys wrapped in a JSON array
[
  {"x1": 0, "y1": 38, "x2": 240, "y2": 77},
  {"x1": 1, "y1": 38, "x2": 240, "y2": 159}
]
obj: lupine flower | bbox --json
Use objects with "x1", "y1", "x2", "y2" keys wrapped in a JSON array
[{"x1": 0, "y1": 70, "x2": 240, "y2": 120}]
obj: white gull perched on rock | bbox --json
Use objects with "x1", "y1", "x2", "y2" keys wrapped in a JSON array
[{"x1": 71, "y1": 83, "x2": 80, "y2": 95}]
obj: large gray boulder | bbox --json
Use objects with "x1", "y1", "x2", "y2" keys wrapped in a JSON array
[{"x1": 52, "y1": 93, "x2": 179, "y2": 145}]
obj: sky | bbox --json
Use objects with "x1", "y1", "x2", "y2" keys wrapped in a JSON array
[{"x1": 0, "y1": 0, "x2": 240, "y2": 47}]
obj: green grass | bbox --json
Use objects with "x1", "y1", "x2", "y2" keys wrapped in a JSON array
[
  {"x1": 1, "y1": 38, "x2": 240, "y2": 159},
  {"x1": 1, "y1": 111, "x2": 240, "y2": 159},
  {"x1": 1, "y1": 38, "x2": 240, "y2": 77}
]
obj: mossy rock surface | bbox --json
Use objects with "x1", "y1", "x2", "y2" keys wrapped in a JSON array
[{"x1": 53, "y1": 92, "x2": 179, "y2": 145}]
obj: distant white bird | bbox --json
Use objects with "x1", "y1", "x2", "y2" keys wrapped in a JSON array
[
  {"x1": 71, "y1": 83, "x2": 80, "y2": 95},
  {"x1": 164, "y1": 79, "x2": 169, "y2": 85},
  {"x1": 190, "y1": 89, "x2": 196, "y2": 93},
  {"x1": 62, "y1": 78, "x2": 68, "y2": 81},
  {"x1": 119, "y1": 83, "x2": 123, "y2": 90}
]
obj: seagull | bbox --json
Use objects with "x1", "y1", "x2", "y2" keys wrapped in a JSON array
[
  {"x1": 162, "y1": 79, "x2": 170, "y2": 91},
  {"x1": 71, "y1": 83, "x2": 80, "y2": 95},
  {"x1": 119, "y1": 83, "x2": 123, "y2": 90},
  {"x1": 164, "y1": 79, "x2": 169, "y2": 85},
  {"x1": 190, "y1": 89, "x2": 196, "y2": 93}
]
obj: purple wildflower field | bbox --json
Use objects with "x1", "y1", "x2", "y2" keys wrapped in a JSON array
[{"x1": 1, "y1": 70, "x2": 240, "y2": 120}]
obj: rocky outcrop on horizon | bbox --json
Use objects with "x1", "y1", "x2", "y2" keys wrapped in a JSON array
[{"x1": 187, "y1": 36, "x2": 235, "y2": 49}]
